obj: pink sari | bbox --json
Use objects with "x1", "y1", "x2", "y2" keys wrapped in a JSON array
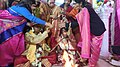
[
  {"x1": 76, "y1": 8, "x2": 90, "y2": 58},
  {"x1": 89, "y1": 34, "x2": 103, "y2": 67},
  {"x1": 76, "y1": 8, "x2": 103, "y2": 67},
  {"x1": 0, "y1": 10, "x2": 27, "y2": 66}
]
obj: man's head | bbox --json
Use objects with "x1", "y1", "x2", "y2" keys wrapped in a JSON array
[
  {"x1": 64, "y1": 0, "x2": 72, "y2": 4},
  {"x1": 47, "y1": 0, "x2": 55, "y2": 8}
]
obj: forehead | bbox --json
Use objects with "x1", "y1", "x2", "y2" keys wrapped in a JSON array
[{"x1": 48, "y1": 0, "x2": 55, "y2": 2}]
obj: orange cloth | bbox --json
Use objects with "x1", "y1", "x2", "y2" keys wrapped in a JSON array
[{"x1": 69, "y1": 8, "x2": 79, "y2": 19}]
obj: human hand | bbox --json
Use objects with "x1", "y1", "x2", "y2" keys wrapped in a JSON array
[
  {"x1": 50, "y1": 15, "x2": 56, "y2": 18},
  {"x1": 45, "y1": 23, "x2": 53, "y2": 29},
  {"x1": 46, "y1": 28, "x2": 50, "y2": 33}
]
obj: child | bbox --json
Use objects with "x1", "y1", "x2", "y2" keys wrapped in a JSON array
[{"x1": 14, "y1": 24, "x2": 50, "y2": 67}]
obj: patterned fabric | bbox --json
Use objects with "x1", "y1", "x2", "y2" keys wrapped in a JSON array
[
  {"x1": 89, "y1": 34, "x2": 103, "y2": 67},
  {"x1": 50, "y1": 5, "x2": 62, "y2": 38},
  {"x1": 0, "y1": 9, "x2": 27, "y2": 66},
  {"x1": 60, "y1": 3, "x2": 73, "y2": 22},
  {"x1": 24, "y1": 30, "x2": 49, "y2": 63},
  {"x1": 41, "y1": 59, "x2": 52, "y2": 67},
  {"x1": 15, "y1": 61, "x2": 30, "y2": 67},
  {"x1": 39, "y1": 2, "x2": 51, "y2": 22},
  {"x1": 69, "y1": 8, "x2": 79, "y2": 19}
]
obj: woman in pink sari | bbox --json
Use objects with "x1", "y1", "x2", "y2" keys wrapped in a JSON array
[
  {"x1": 0, "y1": 0, "x2": 52, "y2": 66},
  {"x1": 75, "y1": 0, "x2": 106, "y2": 67}
]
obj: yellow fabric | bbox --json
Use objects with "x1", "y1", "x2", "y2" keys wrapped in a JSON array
[
  {"x1": 26, "y1": 45, "x2": 36, "y2": 63},
  {"x1": 41, "y1": 59, "x2": 52, "y2": 67},
  {"x1": 51, "y1": 6, "x2": 62, "y2": 18},
  {"x1": 24, "y1": 30, "x2": 49, "y2": 63},
  {"x1": 41, "y1": 43, "x2": 51, "y2": 56},
  {"x1": 39, "y1": 2, "x2": 51, "y2": 22}
]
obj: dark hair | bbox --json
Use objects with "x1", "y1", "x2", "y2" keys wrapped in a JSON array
[
  {"x1": 75, "y1": 0, "x2": 92, "y2": 7},
  {"x1": 16, "y1": 0, "x2": 35, "y2": 13},
  {"x1": 70, "y1": 0, "x2": 72, "y2": 3},
  {"x1": 74, "y1": 0, "x2": 85, "y2": 7},
  {"x1": 64, "y1": 0, "x2": 72, "y2": 3},
  {"x1": 59, "y1": 27, "x2": 67, "y2": 36},
  {"x1": 74, "y1": 0, "x2": 85, "y2": 3},
  {"x1": 33, "y1": 24, "x2": 45, "y2": 33},
  {"x1": 23, "y1": 25, "x2": 32, "y2": 34}
]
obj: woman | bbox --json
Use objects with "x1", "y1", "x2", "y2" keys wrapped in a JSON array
[
  {"x1": 60, "y1": 0, "x2": 73, "y2": 22},
  {"x1": 75, "y1": 0, "x2": 106, "y2": 67},
  {"x1": 47, "y1": 0, "x2": 62, "y2": 43},
  {"x1": 0, "y1": 0, "x2": 52, "y2": 66}
]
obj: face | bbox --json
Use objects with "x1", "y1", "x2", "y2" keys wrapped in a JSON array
[
  {"x1": 33, "y1": 26, "x2": 40, "y2": 33},
  {"x1": 74, "y1": 3, "x2": 81, "y2": 10},
  {"x1": 64, "y1": 0, "x2": 71, "y2": 4},
  {"x1": 31, "y1": 4, "x2": 37, "y2": 10},
  {"x1": 61, "y1": 29, "x2": 67, "y2": 38},
  {"x1": 48, "y1": 0, "x2": 55, "y2": 7}
]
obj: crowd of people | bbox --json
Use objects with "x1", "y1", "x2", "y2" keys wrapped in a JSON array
[{"x1": 0, "y1": 0, "x2": 119, "y2": 67}]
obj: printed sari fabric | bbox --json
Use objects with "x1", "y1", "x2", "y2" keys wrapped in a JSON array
[
  {"x1": 0, "y1": 9, "x2": 27, "y2": 66},
  {"x1": 89, "y1": 34, "x2": 103, "y2": 67},
  {"x1": 34, "y1": 2, "x2": 51, "y2": 22}
]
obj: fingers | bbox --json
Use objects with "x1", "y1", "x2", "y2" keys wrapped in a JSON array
[
  {"x1": 46, "y1": 28, "x2": 50, "y2": 33},
  {"x1": 45, "y1": 23, "x2": 53, "y2": 28}
]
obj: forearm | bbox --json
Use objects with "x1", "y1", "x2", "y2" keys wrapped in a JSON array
[{"x1": 11, "y1": 6, "x2": 46, "y2": 25}]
